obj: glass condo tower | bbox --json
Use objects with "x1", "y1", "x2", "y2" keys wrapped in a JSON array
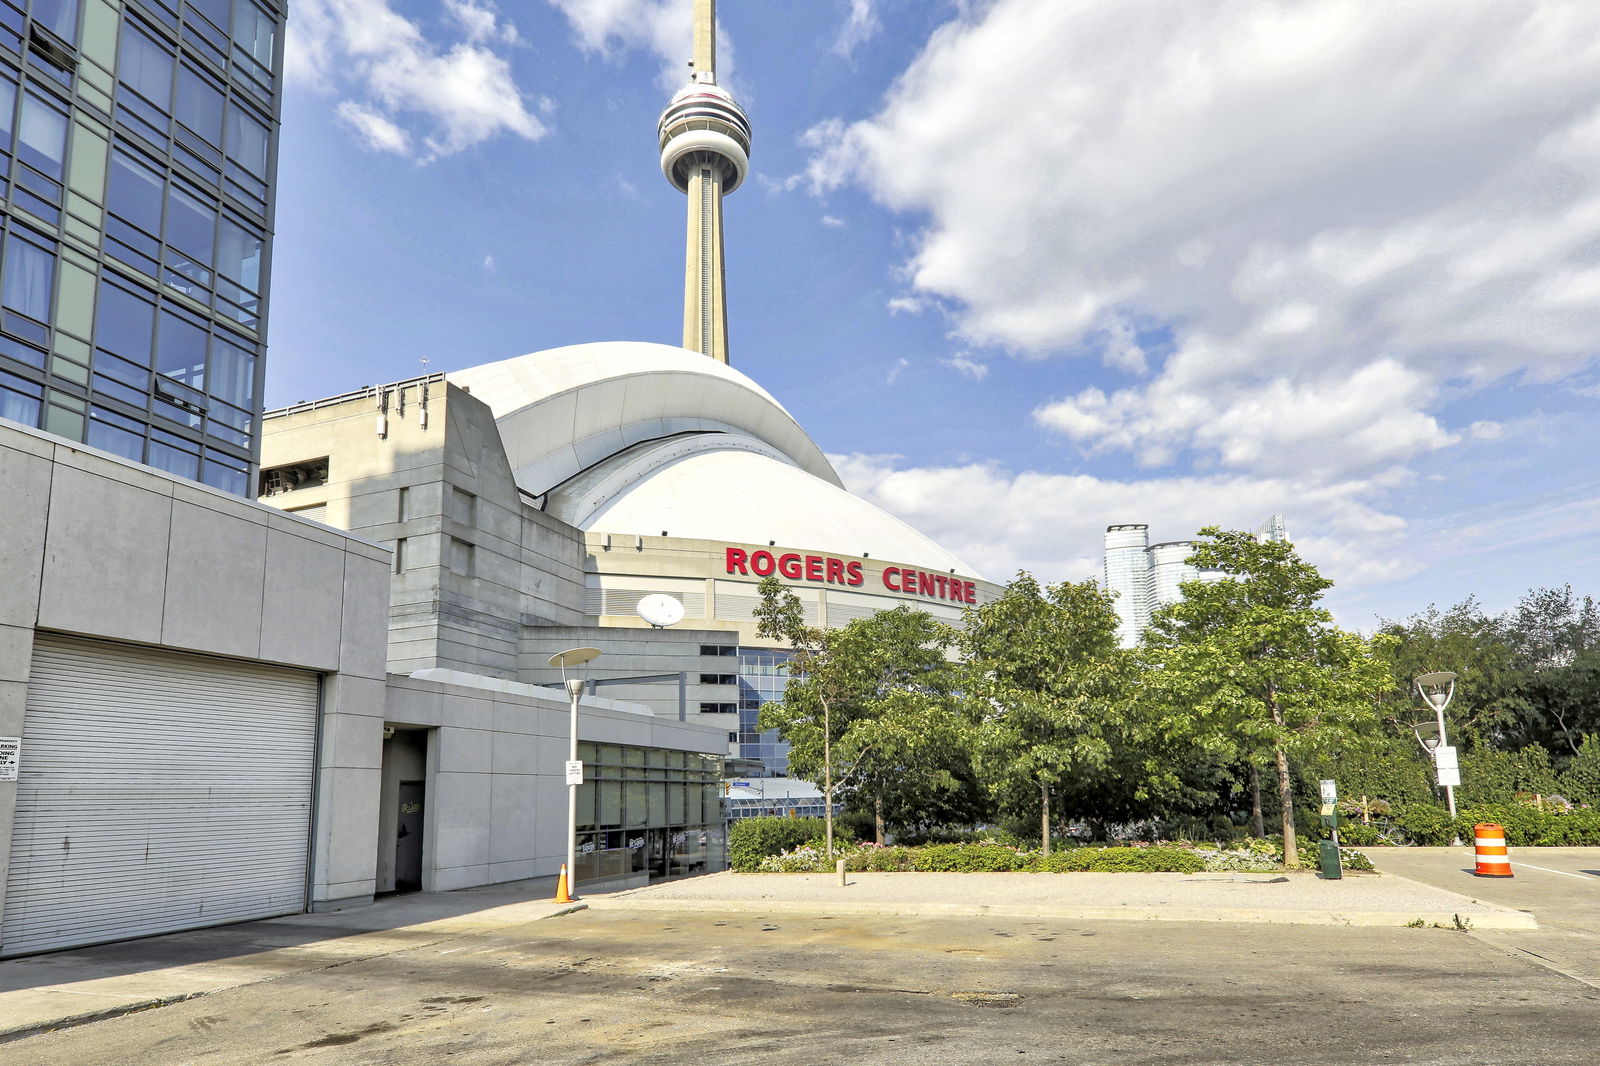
[{"x1": 0, "y1": 0, "x2": 280, "y2": 494}]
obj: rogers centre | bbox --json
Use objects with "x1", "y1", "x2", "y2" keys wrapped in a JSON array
[{"x1": 260, "y1": 340, "x2": 1001, "y2": 794}]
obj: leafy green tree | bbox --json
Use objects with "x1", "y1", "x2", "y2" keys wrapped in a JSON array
[
  {"x1": 1143, "y1": 529, "x2": 1394, "y2": 865},
  {"x1": 958, "y1": 573, "x2": 1136, "y2": 854},
  {"x1": 753, "y1": 578, "x2": 968, "y2": 852},
  {"x1": 1373, "y1": 599, "x2": 1522, "y2": 748}
]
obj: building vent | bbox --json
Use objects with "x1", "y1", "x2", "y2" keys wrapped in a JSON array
[{"x1": 259, "y1": 458, "x2": 329, "y2": 496}]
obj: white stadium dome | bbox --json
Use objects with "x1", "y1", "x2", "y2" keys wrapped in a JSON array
[{"x1": 447, "y1": 342, "x2": 978, "y2": 577}]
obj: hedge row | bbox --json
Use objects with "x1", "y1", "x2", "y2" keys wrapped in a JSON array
[{"x1": 1338, "y1": 804, "x2": 1600, "y2": 847}]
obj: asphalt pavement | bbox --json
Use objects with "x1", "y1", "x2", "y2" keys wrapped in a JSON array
[
  {"x1": 0, "y1": 861, "x2": 1533, "y2": 1046},
  {"x1": 1361, "y1": 846, "x2": 1600, "y2": 988}
]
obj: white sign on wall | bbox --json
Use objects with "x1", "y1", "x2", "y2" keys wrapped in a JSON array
[
  {"x1": 0, "y1": 737, "x2": 18, "y2": 781},
  {"x1": 565, "y1": 760, "x2": 584, "y2": 786}
]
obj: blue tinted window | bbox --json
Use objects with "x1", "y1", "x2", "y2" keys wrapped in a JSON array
[
  {"x1": 108, "y1": 148, "x2": 165, "y2": 233},
  {"x1": 87, "y1": 405, "x2": 144, "y2": 460},
  {"x1": 207, "y1": 333, "x2": 252, "y2": 406},
  {"x1": 17, "y1": 91, "x2": 65, "y2": 177},
  {"x1": 216, "y1": 216, "x2": 259, "y2": 290},
  {"x1": 0, "y1": 368, "x2": 42, "y2": 426},
  {"x1": 3, "y1": 233, "x2": 54, "y2": 322},
  {"x1": 230, "y1": 2, "x2": 272, "y2": 67},
  {"x1": 0, "y1": 72, "x2": 16, "y2": 145},
  {"x1": 147, "y1": 435, "x2": 197, "y2": 477},
  {"x1": 202, "y1": 456, "x2": 247, "y2": 494},
  {"x1": 176, "y1": 65, "x2": 223, "y2": 145},
  {"x1": 165, "y1": 185, "x2": 213, "y2": 265},
  {"x1": 155, "y1": 309, "x2": 205, "y2": 383},
  {"x1": 118, "y1": 26, "x2": 173, "y2": 109},
  {"x1": 224, "y1": 104, "x2": 266, "y2": 176},
  {"x1": 30, "y1": 0, "x2": 79, "y2": 41},
  {"x1": 188, "y1": 0, "x2": 228, "y2": 26},
  {"x1": 95, "y1": 280, "x2": 155, "y2": 363}
]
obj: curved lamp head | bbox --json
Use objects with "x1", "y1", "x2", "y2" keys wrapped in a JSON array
[
  {"x1": 549, "y1": 647, "x2": 602, "y2": 682},
  {"x1": 1414, "y1": 670, "x2": 1457, "y2": 713}
]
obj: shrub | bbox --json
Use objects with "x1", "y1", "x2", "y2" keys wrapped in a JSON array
[
  {"x1": 1335, "y1": 823, "x2": 1386, "y2": 847},
  {"x1": 1033, "y1": 846, "x2": 1205, "y2": 873},
  {"x1": 729, "y1": 817, "x2": 835, "y2": 871},
  {"x1": 847, "y1": 844, "x2": 917, "y2": 872},
  {"x1": 1452, "y1": 805, "x2": 1600, "y2": 847},
  {"x1": 909, "y1": 843, "x2": 1027, "y2": 872},
  {"x1": 1392, "y1": 804, "x2": 1456, "y2": 846}
]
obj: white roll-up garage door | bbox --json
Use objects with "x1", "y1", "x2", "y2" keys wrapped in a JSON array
[{"x1": 2, "y1": 635, "x2": 320, "y2": 957}]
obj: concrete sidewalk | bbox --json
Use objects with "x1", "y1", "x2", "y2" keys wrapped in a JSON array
[
  {"x1": 592, "y1": 867, "x2": 1538, "y2": 930},
  {"x1": 0, "y1": 864, "x2": 1533, "y2": 1045},
  {"x1": 0, "y1": 876, "x2": 585, "y2": 1045}
]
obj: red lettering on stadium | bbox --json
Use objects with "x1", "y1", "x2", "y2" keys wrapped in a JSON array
[{"x1": 727, "y1": 546, "x2": 973, "y2": 604}]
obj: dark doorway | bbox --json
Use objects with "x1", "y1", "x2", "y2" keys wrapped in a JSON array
[{"x1": 395, "y1": 780, "x2": 425, "y2": 893}]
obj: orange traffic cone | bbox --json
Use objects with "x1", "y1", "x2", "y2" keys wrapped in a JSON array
[
  {"x1": 1473, "y1": 823, "x2": 1513, "y2": 878},
  {"x1": 554, "y1": 863, "x2": 575, "y2": 903}
]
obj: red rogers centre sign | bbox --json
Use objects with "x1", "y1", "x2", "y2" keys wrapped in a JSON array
[{"x1": 724, "y1": 547, "x2": 977, "y2": 604}]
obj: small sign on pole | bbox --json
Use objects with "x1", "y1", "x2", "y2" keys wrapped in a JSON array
[
  {"x1": 0, "y1": 737, "x2": 18, "y2": 781},
  {"x1": 565, "y1": 760, "x2": 584, "y2": 786},
  {"x1": 1319, "y1": 779, "x2": 1338, "y2": 805}
]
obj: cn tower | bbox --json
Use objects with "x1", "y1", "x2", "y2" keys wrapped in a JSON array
[{"x1": 658, "y1": 0, "x2": 751, "y2": 364}]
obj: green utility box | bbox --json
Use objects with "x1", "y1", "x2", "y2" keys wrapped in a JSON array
[{"x1": 1318, "y1": 840, "x2": 1342, "y2": 880}]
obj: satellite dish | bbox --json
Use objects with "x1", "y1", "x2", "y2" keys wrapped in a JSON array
[{"x1": 637, "y1": 594, "x2": 685, "y2": 629}]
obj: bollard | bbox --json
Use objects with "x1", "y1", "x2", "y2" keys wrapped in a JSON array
[
  {"x1": 837, "y1": 857, "x2": 847, "y2": 886},
  {"x1": 1473, "y1": 823, "x2": 1513, "y2": 877}
]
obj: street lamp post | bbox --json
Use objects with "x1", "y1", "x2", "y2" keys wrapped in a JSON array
[
  {"x1": 1412, "y1": 671, "x2": 1459, "y2": 819},
  {"x1": 549, "y1": 647, "x2": 602, "y2": 899}
]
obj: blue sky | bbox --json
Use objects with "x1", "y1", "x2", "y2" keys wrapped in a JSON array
[{"x1": 269, "y1": 0, "x2": 1600, "y2": 630}]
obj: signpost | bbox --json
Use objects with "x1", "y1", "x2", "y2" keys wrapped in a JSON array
[{"x1": 1317, "y1": 778, "x2": 1342, "y2": 880}]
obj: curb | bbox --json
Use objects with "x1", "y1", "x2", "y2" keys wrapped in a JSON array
[
  {"x1": 0, "y1": 990, "x2": 210, "y2": 1046},
  {"x1": 588, "y1": 897, "x2": 1537, "y2": 929}
]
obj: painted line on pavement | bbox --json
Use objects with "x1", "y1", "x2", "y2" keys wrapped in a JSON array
[{"x1": 1511, "y1": 860, "x2": 1599, "y2": 881}]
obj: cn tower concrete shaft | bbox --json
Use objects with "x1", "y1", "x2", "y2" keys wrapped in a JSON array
[{"x1": 658, "y1": 0, "x2": 749, "y2": 365}]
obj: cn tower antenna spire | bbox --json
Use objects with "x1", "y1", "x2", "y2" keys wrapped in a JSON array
[{"x1": 658, "y1": 0, "x2": 750, "y2": 364}]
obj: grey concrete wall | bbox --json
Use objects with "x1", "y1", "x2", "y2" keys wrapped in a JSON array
[
  {"x1": 260, "y1": 383, "x2": 588, "y2": 682},
  {"x1": 376, "y1": 672, "x2": 725, "y2": 894},
  {"x1": 0, "y1": 421, "x2": 392, "y2": 924}
]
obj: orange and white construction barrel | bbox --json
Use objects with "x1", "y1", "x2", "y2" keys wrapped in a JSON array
[{"x1": 1473, "y1": 823, "x2": 1513, "y2": 878}]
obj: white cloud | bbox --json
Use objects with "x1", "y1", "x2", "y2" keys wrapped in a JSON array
[
  {"x1": 1469, "y1": 420, "x2": 1505, "y2": 441},
  {"x1": 336, "y1": 100, "x2": 412, "y2": 155},
  {"x1": 828, "y1": 453, "x2": 1415, "y2": 601},
  {"x1": 943, "y1": 354, "x2": 988, "y2": 381},
  {"x1": 885, "y1": 357, "x2": 911, "y2": 384},
  {"x1": 832, "y1": 0, "x2": 881, "y2": 60},
  {"x1": 821, "y1": 215, "x2": 846, "y2": 228},
  {"x1": 886, "y1": 295, "x2": 925, "y2": 316},
  {"x1": 809, "y1": 0, "x2": 1600, "y2": 500},
  {"x1": 291, "y1": 0, "x2": 544, "y2": 162},
  {"x1": 483, "y1": 253, "x2": 497, "y2": 272},
  {"x1": 545, "y1": 0, "x2": 735, "y2": 90}
]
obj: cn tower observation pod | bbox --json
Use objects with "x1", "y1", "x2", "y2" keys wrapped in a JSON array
[{"x1": 447, "y1": 341, "x2": 975, "y2": 576}]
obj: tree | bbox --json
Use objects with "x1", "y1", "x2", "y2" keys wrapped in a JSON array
[
  {"x1": 1143, "y1": 529, "x2": 1394, "y2": 865},
  {"x1": 958, "y1": 573, "x2": 1136, "y2": 854},
  {"x1": 753, "y1": 578, "x2": 967, "y2": 853}
]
